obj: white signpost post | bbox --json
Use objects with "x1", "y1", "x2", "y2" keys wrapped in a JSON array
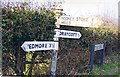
[
  {"x1": 54, "y1": 29, "x2": 82, "y2": 39},
  {"x1": 21, "y1": 41, "x2": 58, "y2": 51},
  {"x1": 51, "y1": 51, "x2": 57, "y2": 76}
]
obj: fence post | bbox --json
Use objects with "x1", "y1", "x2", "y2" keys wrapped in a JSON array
[
  {"x1": 89, "y1": 45, "x2": 95, "y2": 72},
  {"x1": 100, "y1": 44, "x2": 105, "y2": 65}
]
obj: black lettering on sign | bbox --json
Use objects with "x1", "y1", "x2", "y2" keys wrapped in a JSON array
[
  {"x1": 52, "y1": 44, "x2": 55, "y2": 48},
  {"x1": 28, "y1": 44, "x2": 31, "y2": 49},
  {"x1": 28, "y1": 43, "x2": 47, "y2": 49},
  {"x1": 59, "y1": 31, "x2": 78, "y2": 37},
  {"x1": 74, "y1": 33, "x2": 77, "y2": 37},
  {"x1": 49, "y1": 43, "x2": 55, "y2": 48},
  {"x1": 32, "y1": 44, "x2": 34, "y2": 49},
  {"x1": 45, "y1": 43, "x2": 47, "y2": 48},
  {"x1": 70, "y1": 33, "x2": 74, "y2": 36},
  {"x1": 40, "y1": 44, "x2": 44, "y2": 48},
  {"x1": 60, "y1": 32, "x2": 64, "y2": 36},
  {"x1": 72, "y1": 33, "x2": 75, "y2": 36},
  {"x1": 62, "y1": 17, "x2": 70, "y2": 20},
  {"x1": 76, "y1": 17, "x2": 79, "y2": 21},
  {"x1": 64, "y1": 32, "x2": 67, "y2": 36},
  {"x1": 66, "y1": 32, "x2": 70, "y2": 36},
  {"x1": 49, "y1": 43, "x2": 52, "y2": 48},
  {"x1": 68, "y1": 33, "x2": 72, "y2": 36},
  {"x1": 34, "y1": 44, "x2": 39, "y2": 48},
  {"x1": 66, "y1": 32, "x2": 74, "y2": 36},
  {"x1": 39, "y1": 44, "x2": 42, "y2": 48}
]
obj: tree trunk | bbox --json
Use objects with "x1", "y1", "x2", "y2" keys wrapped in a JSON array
[
  {"x1": 20, "y1": 50, "x2": 26, "y2": 75},
  {"x1": 28, "y1": 53, "x2": 37, "y2": 75},
  {"x1": 15, "y1": 46, "x2": 26, "y2": 75}
]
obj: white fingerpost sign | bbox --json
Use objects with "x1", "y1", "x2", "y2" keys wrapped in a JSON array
[
  {"x1": 94, "y1": 44, "x2": 104, "y2": 51},
  {"x1": 21, "y1": 41, "x2": 58, "y2": 51},
  {"x1": 54, "y1": 29, "x2": 82, "y2": 39},
  {"x1": 58, "y1": 16, "x2": 103, "y2": 27}
]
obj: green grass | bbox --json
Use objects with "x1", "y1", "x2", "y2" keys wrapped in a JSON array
[
  {"x1": 89, "y1": 63, "x2": 119, "y2": 75},
  {"x1": 89, "y1": 55, "x2": 119, "y2": 76}
]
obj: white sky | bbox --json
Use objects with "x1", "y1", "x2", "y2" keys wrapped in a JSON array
[
  {"x1": 62, "y1": 0, "x2": 119, "y2": 18},
  {"x1": 2, "y1": 0, "x2": 120, "y2": 21}
]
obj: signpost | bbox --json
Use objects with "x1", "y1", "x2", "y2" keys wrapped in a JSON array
[
  {"x1": 21, "y1": 41, "x2": 58, "y2": 51},
  {"x1": 19, "y1": 2, "x2": 104, "y2": 75},
  {"x1": 54, "y1": 29, "x2": 82, "y2": 39},
  {"x1": 51, "y1": 5, "x2": 63, "y2": 77},
  {"x1": 89, "y1": 44, "x2": 105, "y2": 72}
]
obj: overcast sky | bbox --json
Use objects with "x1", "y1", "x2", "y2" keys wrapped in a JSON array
[
  {"x1": 62, "y1": 0, "x2": 119, "y2": 19},
  {"x1": 2, "y1": 0, "x2": 120, "y2": 22}
]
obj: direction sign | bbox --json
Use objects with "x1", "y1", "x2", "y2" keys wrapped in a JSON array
[
  {"x1": 21, "y1": 41, "x2": 58, "y2": 51},
  {"x1": 94, "y1": 44, "x2": 104, "y2": 51},
  {"x1": 58, "y1": 16, "x2": 103, "y2": 27},
  {"x1": 54, "y1": 29, "x2": 82, "y2": 39}
]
